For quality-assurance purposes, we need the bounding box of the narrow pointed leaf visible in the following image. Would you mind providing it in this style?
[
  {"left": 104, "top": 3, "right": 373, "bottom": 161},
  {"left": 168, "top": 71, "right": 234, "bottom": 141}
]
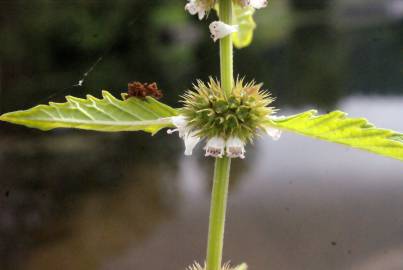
[
  {"left": 269, "top": 110, "right": 403, "bottom": 161},
  {"left": 0, "top": 91, "right": 178, "bottom": 134},
  {"left": 232, "top": 6, "right": 256, "bottom": 49}
]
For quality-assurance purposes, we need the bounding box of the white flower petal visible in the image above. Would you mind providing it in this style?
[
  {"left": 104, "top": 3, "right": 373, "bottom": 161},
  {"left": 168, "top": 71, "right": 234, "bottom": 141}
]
[
  {"left": 265, "top": 127, "right": 282, "bottom": 141},
  {"left": 184, "top": 132, "right": 201, "bottom": 156},
  {"left": 204, "top": 137, "right": 225, "bottom": 158},
  {"left": 185, "top": 0, "right": 207, "bottom": 20},
  {"left": 168, "top": 115, "right": 201, "bottom": 156},
  {"left": 270, "top": 115, "right": 286, "bottom": 121},
  {"left": 226, "top": 137, "right": 246, "bottom": 159},
  {"left": 198, "top": 10, "right": 206, "bottom": 20},
  {"left": 185, "top": 2, "right": 198, "bottom": 15},
  {"left": 170, "top": 115, "right": 188, "bottom": 137},
  {"left": 250, "top": 0, "right": 268, "bottom": 9},
  {"left": 171, "top": 115, "right": 187, "bottom": 127},
  {"left": 209, "top": 21, "right": 239, "bottom": 42}
]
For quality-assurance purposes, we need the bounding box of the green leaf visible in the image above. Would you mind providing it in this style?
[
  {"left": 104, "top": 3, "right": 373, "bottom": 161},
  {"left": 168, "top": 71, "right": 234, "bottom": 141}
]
[
  {"left": 0, "top": 91, "right": 178, "bottom": 134},
  {"left": 269, "top": 110, "right": 403, "bottom": 161},
  {"left": 232, "top": 6, "right": 256, "bottom": 49}
]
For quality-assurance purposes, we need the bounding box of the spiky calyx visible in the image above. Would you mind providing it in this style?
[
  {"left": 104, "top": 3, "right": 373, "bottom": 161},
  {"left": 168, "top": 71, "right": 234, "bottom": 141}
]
[
  {"left": 181, "top": 78, "right": 275, "bottom": 142},
  {"left": 187, "top": 262, "right": 247, "bottom": 270}
]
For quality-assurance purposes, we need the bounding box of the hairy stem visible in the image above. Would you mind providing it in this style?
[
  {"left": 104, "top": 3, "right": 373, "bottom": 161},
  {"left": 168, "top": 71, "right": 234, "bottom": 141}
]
[
  {"left": 206, "top": 157, "right": 231, "bottom": 270},
  {"left": 206, "top": 1, "right": 234, "bottom": 270}
]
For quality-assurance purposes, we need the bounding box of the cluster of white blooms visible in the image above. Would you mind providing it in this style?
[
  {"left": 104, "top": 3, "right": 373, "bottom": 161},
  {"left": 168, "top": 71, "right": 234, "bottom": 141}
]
[
  {"left": 168, "top": 116, "right": 281, "bottom": 159},
  {"left": 185, "top": 0, "right": 268, "bottom": 41},
  {"left": 204, "top": 136, "right": 246, "bottom": 159},
  {"left": 184, "top": 0, "right": 268, "bottom": 20},
  {"left": 185, "top": 0, "right": 209, "bottom": 20}
]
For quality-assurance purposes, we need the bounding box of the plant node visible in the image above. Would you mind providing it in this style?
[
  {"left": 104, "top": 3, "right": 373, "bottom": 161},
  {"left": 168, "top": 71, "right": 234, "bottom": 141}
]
[
  {"left": 181, "top": 77, "right": 276, "bottom": 142},
  {"left": 187, "top": 262, "right": 248, "bottom": 270}
]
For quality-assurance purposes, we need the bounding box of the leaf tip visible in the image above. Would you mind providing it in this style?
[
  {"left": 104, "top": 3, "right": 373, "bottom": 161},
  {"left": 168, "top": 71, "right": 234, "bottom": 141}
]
[
  {"left": 0, "top": 111, "right": 15, "bottom": 121},
  {"left": 0, "top": 114, "right": 7, "bottom": 122},
  {"left": 101, "top": 90, "right": 113, "bottom": 98}
]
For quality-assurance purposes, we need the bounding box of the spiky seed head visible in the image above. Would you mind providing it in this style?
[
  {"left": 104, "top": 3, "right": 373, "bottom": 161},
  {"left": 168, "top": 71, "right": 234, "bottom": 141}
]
[
  {"left": 186, "top": 262, "right": 248, "bottom": 270},
  {"left": 180, "top": 77, "right": 276, "bottom": 142}
]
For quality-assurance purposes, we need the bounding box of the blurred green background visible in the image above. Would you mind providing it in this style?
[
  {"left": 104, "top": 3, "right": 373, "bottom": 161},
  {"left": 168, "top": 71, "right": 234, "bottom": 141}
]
[{"left": 0, "top": 1, "right": 403, "bottom": 270}]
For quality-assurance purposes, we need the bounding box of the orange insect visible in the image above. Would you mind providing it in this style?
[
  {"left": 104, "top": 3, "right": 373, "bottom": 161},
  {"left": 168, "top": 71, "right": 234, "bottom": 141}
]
[{"left": 126, "top": 81, "right": 163, "bottom": 99}]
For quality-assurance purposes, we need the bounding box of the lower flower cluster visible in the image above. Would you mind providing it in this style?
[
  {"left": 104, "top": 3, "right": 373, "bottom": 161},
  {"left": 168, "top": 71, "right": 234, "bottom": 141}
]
[
  {"left": 168, "top": 116, "right": 248, "bottom": 159},
  {"left": 205, "top": 134, "right": 246, "bottom": 159},
  {"left": 167, "top": 78, "right": 282, "bottom": 159},
  {"left": 187, "top": 262, "right": 248, "bottom": 270}
]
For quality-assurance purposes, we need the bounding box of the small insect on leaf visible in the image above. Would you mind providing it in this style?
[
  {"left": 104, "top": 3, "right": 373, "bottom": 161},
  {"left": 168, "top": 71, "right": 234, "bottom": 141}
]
[{"left": 126, "top": 81, "right": 163, "bottom": 99}]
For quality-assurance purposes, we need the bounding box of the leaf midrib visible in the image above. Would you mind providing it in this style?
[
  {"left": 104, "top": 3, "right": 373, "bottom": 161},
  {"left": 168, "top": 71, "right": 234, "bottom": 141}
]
[{"left": 1, "top": 115, "right": 173, "bottom": 127}]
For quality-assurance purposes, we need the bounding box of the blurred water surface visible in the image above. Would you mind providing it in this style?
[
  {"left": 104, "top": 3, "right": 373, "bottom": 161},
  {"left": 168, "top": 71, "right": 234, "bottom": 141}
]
[{"left": 0, "top": 1, "right": 403, "bottom": 270}]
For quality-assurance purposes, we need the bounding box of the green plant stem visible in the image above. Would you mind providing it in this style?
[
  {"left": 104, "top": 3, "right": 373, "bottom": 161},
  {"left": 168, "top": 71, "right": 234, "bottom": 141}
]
[
  {"left": 206, "top": 157, "right": 231, "bottom": 270},
  {"left": 206, "top": 2, "right": 234, "bottom": 269},
  {"left": 219, "top": 0, "right": 233, "bottom": 97}
]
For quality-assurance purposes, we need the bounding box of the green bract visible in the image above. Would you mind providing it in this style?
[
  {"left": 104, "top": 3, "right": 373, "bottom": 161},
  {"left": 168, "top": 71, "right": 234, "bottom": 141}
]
[
  {"left": 181, "top": 78, "right": 275, "bottom": 141},
  {"left": 232, "top": 5, "right": 256, "bottom": 48}
]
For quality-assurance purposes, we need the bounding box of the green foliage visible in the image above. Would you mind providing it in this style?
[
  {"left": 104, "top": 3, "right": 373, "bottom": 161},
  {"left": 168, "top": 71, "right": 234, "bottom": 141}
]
[
  {"left": 232, "top": 5, "right": 256, "bottom": 49},
  {"left": 0, "top": 91, "right": 178, "bottom": 134},
  {"left": 269, "top": 110, "right": 403, "bottom": 161}
]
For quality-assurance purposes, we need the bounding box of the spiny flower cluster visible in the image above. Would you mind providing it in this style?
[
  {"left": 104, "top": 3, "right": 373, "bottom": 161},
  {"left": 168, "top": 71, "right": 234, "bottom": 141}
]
[
  {"left": 185, "top": 0, "right": 268, "bottom": 20},
  {"left": 181, "top": 78, "right": 274, "bottom": 142},
  {"left": 187, "top": 262, "right": 248, "bottom": 270},
  {"left": 168, "top": 78, "right": 281, "bottom": 159}
]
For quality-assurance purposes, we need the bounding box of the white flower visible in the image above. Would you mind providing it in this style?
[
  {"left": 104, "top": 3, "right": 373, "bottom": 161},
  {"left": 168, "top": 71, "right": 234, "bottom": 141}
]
[
  {"left": 182, "top": 131, "right": 201, "bottom": 155},
  {"left": 168, "top": 116, "right": 201, "bottom": 156},
  {"left": 186, "top": 262, "right": 248, "bottom": 270},
  {"left": 209, "top": 21, "right": 239, "bottom": 42},
  {"left": 249, "top": 0, "right": 268, "bottom": 9},
  {"left": 265, "top": 127, "right": 282, "bottom": 141},
  {"left": 226, "top": 137, "right": 246, "bottom": 159},
  {"left": 168, "top": 115, "right": 188, "bottom": 137},
  {"left": 185, "top": 0, "right": 207, "bottom": 20},
  {"left": 239, "top": 0, "right": 268, "bottom": 9},
  {"left": 187, "top": 262, "right": 248, "bottom": 270},
  {"left": 264, "top": 115, "right": 283, "bottom": 141},
  {"left": 204, "top": 136, "right": 226, "bottom": 158}
]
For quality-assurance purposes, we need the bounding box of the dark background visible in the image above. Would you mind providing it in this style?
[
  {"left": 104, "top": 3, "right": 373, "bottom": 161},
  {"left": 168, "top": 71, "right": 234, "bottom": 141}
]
[{"left": 0, "top": 0, "right": 403, "bottom": 269}]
